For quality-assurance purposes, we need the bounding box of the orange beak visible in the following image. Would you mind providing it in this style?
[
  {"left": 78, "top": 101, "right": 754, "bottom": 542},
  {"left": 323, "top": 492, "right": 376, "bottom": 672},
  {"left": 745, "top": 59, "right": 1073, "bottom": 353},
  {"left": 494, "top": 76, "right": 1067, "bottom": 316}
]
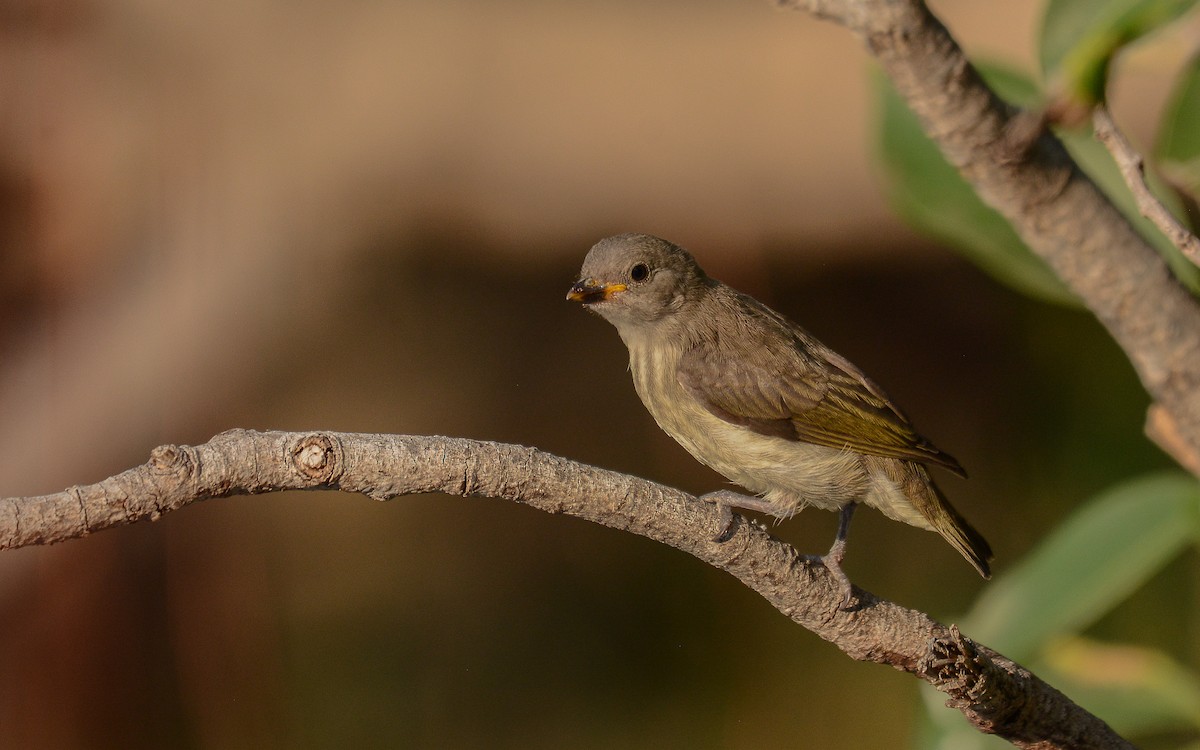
[{"left": 566, "top": 279, "right": 627, "bottom": 304}]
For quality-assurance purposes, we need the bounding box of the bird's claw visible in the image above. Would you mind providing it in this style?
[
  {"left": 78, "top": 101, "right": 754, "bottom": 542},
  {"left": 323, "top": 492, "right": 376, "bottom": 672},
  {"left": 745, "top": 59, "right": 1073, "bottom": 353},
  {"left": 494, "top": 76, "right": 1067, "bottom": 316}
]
[
  {"left": 821, "top": 536, "right": 856, "bottom": 610},
  {"left": 712, "top": 503, "right": 736, "bottom": 543},
  {"left": 699, "top": 489, "right": 758, "bottom": 543},
  {"left": 822, "top": 556, "right": 854, "bottom": 610}
]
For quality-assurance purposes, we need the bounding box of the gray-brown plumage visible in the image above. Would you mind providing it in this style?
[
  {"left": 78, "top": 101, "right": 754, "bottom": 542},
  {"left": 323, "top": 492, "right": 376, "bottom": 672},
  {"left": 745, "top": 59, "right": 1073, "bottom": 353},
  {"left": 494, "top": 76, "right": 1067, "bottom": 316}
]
[{"left": 567, "top": 233, "right": 991, "bottom": 604}]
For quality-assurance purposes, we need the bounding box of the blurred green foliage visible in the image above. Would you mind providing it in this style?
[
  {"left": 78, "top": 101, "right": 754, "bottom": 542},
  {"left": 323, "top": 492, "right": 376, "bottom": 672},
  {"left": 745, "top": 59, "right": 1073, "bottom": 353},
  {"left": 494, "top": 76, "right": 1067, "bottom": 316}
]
[
  {"left": 917, "top": 475, "right": 1200, "bottom": 749},
  {"left": 876, "top": 59, "right": 1200, "bottom": 302},
  {"left": 965, "top": 473, "right": 1199, "bottom": 662},
  {"left": 1039, "top": 0, "right": 1196, "bottom": 106},
  {"left": 876, "top": 66, "right": 1078, "bottom": 307},
  {"left": 875, "top": 1, "right": 1200, "bottom": 747}
]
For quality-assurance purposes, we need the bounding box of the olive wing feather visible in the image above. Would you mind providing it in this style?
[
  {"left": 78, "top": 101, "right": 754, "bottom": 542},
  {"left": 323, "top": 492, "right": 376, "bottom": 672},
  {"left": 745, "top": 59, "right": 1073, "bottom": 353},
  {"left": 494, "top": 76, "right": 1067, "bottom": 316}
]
[{"left": 676, "top": 306, "right": 965, "bottom": 477}]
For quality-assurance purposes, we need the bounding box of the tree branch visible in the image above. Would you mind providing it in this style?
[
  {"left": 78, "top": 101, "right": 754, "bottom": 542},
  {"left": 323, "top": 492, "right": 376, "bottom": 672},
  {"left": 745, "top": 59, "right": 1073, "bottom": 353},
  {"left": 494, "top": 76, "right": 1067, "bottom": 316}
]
[
  {"left": 1092, "top": 106, "right": 1200, "bottom": 269},
  {"left": 777, "top": 0, "right": 1200, "bottom": 477},
  {"left": 1, "top": 429, "right": 1131, "bottom": 749}
]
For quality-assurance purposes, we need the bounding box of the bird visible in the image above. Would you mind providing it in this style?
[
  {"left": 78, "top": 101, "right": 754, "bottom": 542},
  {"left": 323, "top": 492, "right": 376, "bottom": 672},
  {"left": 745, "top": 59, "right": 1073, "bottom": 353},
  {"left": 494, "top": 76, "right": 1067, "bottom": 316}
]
[{"left": 566, "top": 233, "right": 991, "bottom": 606}]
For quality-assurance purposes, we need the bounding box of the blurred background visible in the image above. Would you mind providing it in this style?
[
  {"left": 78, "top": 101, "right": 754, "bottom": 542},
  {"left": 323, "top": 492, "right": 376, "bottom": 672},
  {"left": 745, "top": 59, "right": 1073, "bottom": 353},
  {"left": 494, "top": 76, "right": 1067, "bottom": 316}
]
[{"left": 1, "top": 0, "right": 1196, "bottom": 747}]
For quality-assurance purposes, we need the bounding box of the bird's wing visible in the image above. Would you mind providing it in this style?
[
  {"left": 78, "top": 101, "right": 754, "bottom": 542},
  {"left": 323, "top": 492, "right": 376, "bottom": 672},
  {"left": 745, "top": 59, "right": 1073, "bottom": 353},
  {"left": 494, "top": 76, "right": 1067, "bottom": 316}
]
[{"left": 676, "top": 298, "right": 966, "bottom": 476}]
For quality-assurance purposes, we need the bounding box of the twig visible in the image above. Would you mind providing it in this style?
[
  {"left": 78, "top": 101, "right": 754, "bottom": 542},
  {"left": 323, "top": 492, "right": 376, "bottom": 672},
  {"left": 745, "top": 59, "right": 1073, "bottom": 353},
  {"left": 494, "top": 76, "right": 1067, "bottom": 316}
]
[
  {"left": 1093, "top": 107, "right": 1200, "bottom": 269},
  {"left": 1, "top": 429, "right": 1133, "bottom": 750}
]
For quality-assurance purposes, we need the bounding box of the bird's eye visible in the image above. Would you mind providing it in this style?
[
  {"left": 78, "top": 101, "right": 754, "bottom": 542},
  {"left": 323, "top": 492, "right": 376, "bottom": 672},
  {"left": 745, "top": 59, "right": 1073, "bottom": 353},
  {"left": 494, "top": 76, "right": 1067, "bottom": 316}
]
[{"left": 630, "top": 262, "right": 650, "bottom": 282}]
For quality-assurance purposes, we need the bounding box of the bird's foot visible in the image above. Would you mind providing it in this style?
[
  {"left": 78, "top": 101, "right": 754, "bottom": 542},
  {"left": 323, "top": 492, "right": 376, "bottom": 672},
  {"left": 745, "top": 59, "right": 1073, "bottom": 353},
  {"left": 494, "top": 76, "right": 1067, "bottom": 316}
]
[
  {"left": 698, "top": 490, "right": 777, "bottom": 543},
  {"left": 822, "top": 537, "right": 854, "bottom": 610}
]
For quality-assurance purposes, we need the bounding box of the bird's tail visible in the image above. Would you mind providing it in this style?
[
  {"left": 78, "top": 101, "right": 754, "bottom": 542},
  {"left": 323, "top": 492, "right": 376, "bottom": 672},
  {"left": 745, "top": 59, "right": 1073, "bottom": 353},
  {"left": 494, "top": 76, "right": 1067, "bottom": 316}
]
[
  {"left": 878, "top": 459, "right": 993, "bottom": 578},
  {"left": 930, "top": 484, "right": 993, "bottom": 579}
]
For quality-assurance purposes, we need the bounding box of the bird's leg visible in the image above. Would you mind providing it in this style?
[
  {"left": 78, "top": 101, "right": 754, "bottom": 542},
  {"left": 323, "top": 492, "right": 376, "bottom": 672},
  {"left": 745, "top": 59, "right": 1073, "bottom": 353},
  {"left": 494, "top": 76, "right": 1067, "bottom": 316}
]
[
  {"left": 702, "top": 491, "right": 859, "bottom": 609},
  {"left": 698, "top": 489, "right": 779, "bottom": 543},
  {"left": 824, "top": 501, "right": 857, "bottom": 609}
]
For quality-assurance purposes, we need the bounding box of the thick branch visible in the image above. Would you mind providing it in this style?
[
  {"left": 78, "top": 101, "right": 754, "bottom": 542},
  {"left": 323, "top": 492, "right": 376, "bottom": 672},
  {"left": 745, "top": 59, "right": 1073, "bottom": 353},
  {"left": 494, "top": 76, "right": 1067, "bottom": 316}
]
[
  {"left": 778, "top": 0, "right": 1200, "bottom": 474},
  {"left": 1, "top": 429, "right": 1130, "bottom": 750}
]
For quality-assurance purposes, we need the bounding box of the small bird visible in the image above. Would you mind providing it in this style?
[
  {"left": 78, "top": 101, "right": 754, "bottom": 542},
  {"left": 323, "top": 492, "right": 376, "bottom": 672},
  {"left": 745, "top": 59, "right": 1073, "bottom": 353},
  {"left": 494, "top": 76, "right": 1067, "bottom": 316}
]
[{"left": 567, "top": 233, "right": 991, "bottom": 605}]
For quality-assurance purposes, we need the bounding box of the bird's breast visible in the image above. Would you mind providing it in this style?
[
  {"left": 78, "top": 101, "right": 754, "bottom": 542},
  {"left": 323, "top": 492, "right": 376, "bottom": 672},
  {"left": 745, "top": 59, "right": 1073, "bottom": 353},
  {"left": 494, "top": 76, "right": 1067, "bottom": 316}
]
[{"left": 627, "top": 339, "right": 867, "bottom": 513}]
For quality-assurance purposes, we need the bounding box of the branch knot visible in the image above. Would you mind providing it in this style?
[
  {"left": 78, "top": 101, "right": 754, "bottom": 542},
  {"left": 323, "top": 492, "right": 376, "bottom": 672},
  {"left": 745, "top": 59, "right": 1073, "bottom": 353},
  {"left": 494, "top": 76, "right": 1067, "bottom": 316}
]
[
  {"left": 290, "top": 433, "right": 343, "bottom": 485},
  {"left": 149, "top": 443, "right": 196, "bottom": 479}
]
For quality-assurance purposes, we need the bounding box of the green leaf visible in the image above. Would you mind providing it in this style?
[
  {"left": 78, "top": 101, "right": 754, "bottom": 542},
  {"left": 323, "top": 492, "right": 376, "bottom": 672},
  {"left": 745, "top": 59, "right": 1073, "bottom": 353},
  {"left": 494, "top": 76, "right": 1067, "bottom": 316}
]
[
  {"left": 961, "top": 472, "right": 1200, "bottom": 662},
  {"left": 873, "top": 68, "right": 1080, "bottom": 307},
  {"left": 1157, "top": 51, "right": 1200, "bottom": 203},
  {"left": 1039, "top": 0, "right": 1198, "bottom": 106},
  {"left": 875, "top": 58, "right": 1200, "bottom": 305},
  {"left": 1039, "top": 637, "right": 1200, "bottom": 734}
]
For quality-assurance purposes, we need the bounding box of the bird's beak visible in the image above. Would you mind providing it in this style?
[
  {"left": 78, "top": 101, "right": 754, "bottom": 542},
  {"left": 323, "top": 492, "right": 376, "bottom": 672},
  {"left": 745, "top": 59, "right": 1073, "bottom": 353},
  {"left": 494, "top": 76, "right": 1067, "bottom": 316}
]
[{"left": 566, "top": 279, "right": 627, "bottom": 304}]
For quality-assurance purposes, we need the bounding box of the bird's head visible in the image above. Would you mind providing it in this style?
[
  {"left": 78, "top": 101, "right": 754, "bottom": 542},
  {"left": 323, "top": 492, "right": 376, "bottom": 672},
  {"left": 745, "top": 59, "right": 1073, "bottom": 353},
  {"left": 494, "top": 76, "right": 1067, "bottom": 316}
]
[{"left": 566, "top": 233, "right": 710, "bottom": 335}]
